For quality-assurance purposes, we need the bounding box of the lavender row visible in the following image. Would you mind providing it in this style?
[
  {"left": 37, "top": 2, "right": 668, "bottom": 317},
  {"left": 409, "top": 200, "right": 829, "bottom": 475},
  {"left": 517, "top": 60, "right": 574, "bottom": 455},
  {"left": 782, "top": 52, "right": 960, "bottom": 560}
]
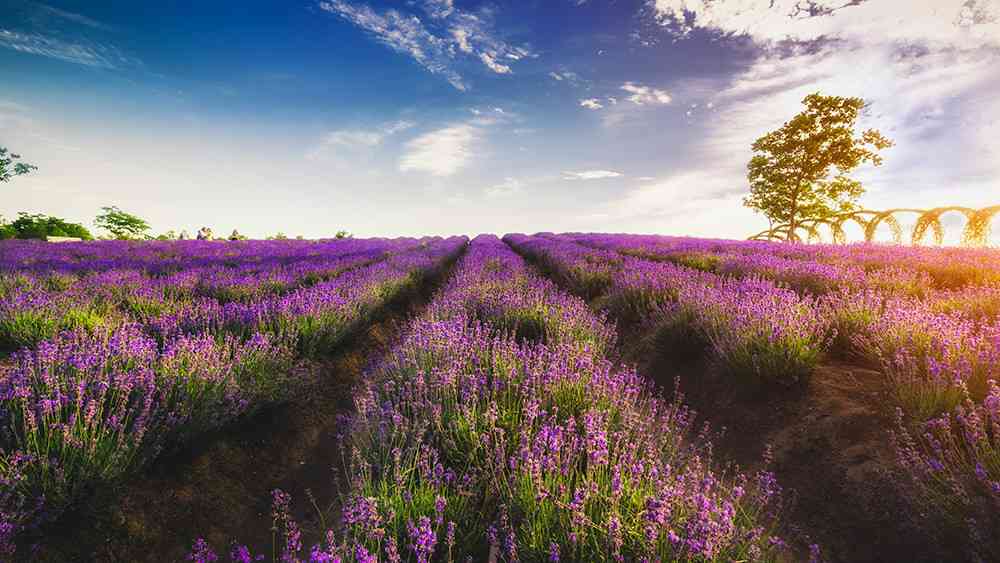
[
  {"left": 522, "top": 234, "right": 1000, "bottom": 415},
  {"left": 562, "top": 233, "right": 1000, "bottom": 290},
  {"left": 0, "top": 237, "right": 439, "bottom": 355},
  {"left": 0, "top": 237, "right": 414, "bottom": 275},
  {"left": 0, "top": 239, "right": 454, "bottom": 353},
  {"left": 579, "top": 234, "right": 1000, "bottom": 331},
  {"left": 505, "top": 234, "right": 830, "bottom": 386},
  {"left": 0, "top": 237, "right": 467, "bottom": 556},
  {"left": 193, "top": 235, "right": 793, "bottom": 562},
  {"left": 514, "top": 233, "right": 1000, "bottom": 560},
  {"left": 0, "top": 250, "right": 392, "bottom": 355}
]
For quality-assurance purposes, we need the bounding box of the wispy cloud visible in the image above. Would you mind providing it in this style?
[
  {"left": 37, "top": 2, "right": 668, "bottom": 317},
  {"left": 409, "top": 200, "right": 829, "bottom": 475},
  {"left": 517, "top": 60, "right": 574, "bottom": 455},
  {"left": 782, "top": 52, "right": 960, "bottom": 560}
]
[
  {"left": 307, "top": 120, "right": 415, "bottom": 161},
  {"left": 400, "top": 123, "right": 479, "bottom": 176},
  {"left": 422, "top": 0, "right": 455, "bottom": 20},
  {"left": 621, "top": 81, "right": 671, "bottom": 105},
  {"left": 549, "top": 70, "right": 580, "bottom": 82},
  {"left": 318, "top": 1, "right": 467, "bottom": 90},
  {"left": 651, "top": 0, "right": 1000, "bottom": 208},
  {"left": 485, "top": 177, "right": 522, "bottom": 197},
  {"left": 563, "top": 170, "right": 624, "bottom": 180},
  {"left": 578, "top": 83, "right": 670, "bottom": 114},
  {"left": 0, "top": 29, "right": 137, "bottom": 69},
  {"left": 581, "top": 171, "right": 750, "bottom": 238},
  {"left": 319, "top": 0, "right": 532, "bottom": 91},
  {"left": 479, "top": 52, "right": 512, "bottom": 74},
  {"left": 36, "top": 4, "right": 114, "bottom": 31},
  {"left": 599, "top": 0, "right": 1000, "bottom": 234},
  {"left": 650, "top": 0, "right": 1000, "bottom": 49}
]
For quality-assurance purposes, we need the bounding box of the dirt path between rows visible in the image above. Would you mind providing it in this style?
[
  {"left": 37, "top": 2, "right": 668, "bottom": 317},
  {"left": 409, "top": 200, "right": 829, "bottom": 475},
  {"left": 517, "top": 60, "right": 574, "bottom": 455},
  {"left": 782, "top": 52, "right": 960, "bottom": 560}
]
[
  {"left": 625, "top": 333, "right": 961, "bottom": 563},
  {"left": 505, "top": 242, "right": 963, "bottom": 562},
  {"left": 35, "top": 262, "right": 457, "bottom": 562}
]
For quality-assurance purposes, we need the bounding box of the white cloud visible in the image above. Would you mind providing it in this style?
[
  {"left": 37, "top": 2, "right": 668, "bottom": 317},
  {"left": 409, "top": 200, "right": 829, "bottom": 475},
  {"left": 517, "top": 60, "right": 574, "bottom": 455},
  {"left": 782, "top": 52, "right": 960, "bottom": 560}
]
[
  {"left": 563, "top": 170, "right": 624, "bottom": 180},
  {"left": 319, "top": 1, "right": 467, "bottom": 90},
  {"left": 580, "top": 98, "right": 604, "bottom": 110},
  {"left": 451, "top": 27, "right": 473, "bottom": 53},
  {"left": 479, "top": 52, "right": 512, "bottom": 74},
  {"left": 621, "top": 81, "right": 672, "bottom": 105},
  {"left": 485, "top": 177, "right": 522, "bottom": 197},
  {"left": 606, "top": 171, "right": 741, "bottom": 218},
  {"left": 582, "top": 171, "right": 751, "bottom": 238},
  {"left": 320, "top": 0, "right": 531, "bottom": 90},
  {"left": 400, "top": 124, "right": 478, "bottom": 176},
  {"left": 549, "top": 70, "right": 580, "bottom": 82},
  {"left": 651, "top": 0, "right": 1000, "bottom": 49},
  {"left": 0, "top": 29, "right": 137, "bottom": 69},
  {"left": 422, "top": 0, "right": 454, "bottom": 19},
  {"left": 36, "top": 5, "right": 113, "bottom": 31},
  {"left": 636, "top": 0, "right": 1000, "bottom": 229},
  {"left": 307, "top": 120, "right": 415, "bottom": 160}
]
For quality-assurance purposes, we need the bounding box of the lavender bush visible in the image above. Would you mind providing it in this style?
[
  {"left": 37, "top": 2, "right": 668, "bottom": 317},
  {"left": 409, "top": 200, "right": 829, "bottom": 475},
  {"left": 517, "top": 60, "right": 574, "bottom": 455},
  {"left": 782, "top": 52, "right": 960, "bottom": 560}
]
[
  {"left": 194, "top": 235, "right": 791, "bottom": 562},
  {"left": 505, "top": 234, "right": 831, "bottom": 384},
  {"left": 0, "top": 236, "right": 467, "bottom": 554}
]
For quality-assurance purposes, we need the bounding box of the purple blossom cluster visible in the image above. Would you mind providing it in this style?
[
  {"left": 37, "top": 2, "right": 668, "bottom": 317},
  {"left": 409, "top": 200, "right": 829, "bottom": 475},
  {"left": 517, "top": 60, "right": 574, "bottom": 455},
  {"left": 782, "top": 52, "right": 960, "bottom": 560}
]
[
  {"left": 505, "top": 234, "right": 831, "bottom": 384},
  {"left": 196, "top": 235, "right": 790, "bottom": 561},
  {"left": 510, "top": 232, "right": 1000, "bottom": 558},
  {"left": 563, "top": 232, "right": 1000, "bottom": 289},
  {"left": 0, "top": 236, "right": 467, "bottom": 555},
  {"left": 0, "top": 239, "right": 416, "bottom": 352},
  {"left": 891, "top": 384, "right": 1000, "bottom": 561}
]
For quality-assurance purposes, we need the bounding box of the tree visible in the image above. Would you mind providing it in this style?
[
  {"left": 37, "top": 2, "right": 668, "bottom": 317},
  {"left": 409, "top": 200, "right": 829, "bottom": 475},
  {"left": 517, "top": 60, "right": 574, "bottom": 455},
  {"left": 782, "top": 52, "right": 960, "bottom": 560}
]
[
  {"left": 335, "top": 230, "right": 352, "bottom": 239},
  {"left": 0, "top": 212, "right": 92, "bottom": 240},
  {"left": 0, "top": 147, "right": 37, "bottom": 184},
  {"left": 94, "top": 206, "right": 151, "bottom": 240},
  {"left": 743, "top": 93, "right": 893, "bottom": 241}
]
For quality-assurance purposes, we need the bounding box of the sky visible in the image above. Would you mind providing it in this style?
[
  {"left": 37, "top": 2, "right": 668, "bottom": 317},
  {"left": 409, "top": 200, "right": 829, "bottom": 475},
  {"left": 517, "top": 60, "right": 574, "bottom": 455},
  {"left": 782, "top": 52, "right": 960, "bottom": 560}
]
[{"left": 1, "top": 0, "right": 999, "bottom": 239}]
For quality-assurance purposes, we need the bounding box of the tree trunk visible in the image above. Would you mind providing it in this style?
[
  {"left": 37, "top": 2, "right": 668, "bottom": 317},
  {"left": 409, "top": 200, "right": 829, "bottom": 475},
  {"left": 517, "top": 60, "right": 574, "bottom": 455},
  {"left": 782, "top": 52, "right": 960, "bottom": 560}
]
[{"left": 788, "top": 196, "right": 799, "bottom": 242}]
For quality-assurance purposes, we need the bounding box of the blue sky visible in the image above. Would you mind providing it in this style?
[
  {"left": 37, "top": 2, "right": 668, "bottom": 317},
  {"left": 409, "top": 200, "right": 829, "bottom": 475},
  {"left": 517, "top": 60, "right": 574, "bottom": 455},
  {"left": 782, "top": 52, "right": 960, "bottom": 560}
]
[{"left": 2, "top": 0, "right": 998, "bottom": 239}]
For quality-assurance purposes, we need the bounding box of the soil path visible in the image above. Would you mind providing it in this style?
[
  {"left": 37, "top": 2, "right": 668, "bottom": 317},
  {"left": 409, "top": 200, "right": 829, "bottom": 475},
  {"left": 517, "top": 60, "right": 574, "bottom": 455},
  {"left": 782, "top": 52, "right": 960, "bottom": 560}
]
[
  {"left": 36, "top": 261, "right": 457, "bottom": 562},
  {"left": 506, "top": 242, "right": 961, "bottom": 563},
  {"left": 628, "top": 334, "right": 955, "bottom": 563}
]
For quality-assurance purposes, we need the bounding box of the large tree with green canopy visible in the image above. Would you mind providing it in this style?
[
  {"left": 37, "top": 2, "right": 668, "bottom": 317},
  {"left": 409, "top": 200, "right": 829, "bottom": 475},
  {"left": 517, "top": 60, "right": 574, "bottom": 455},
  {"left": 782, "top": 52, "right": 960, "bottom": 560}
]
[{"left": 743, "top": 93, "right": 894, "bottom": 241}]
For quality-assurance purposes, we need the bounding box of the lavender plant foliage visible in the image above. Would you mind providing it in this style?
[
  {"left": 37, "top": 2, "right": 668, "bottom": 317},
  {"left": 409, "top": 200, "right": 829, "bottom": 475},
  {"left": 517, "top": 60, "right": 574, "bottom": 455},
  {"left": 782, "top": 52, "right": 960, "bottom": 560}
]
[
  {"left": 0, "top": 236, "right": 467, "bottom": 554},
  {"left": 198, "top": 235, "right": 791, "bottom": 562},
  {"left": 504, "top": 234, "right": 831, "bottom": 385}
]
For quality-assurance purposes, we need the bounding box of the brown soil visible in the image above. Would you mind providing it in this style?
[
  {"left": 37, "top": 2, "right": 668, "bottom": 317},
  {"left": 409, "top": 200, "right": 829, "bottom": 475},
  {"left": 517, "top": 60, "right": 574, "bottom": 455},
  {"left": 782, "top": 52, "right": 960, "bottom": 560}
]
[
  {"left": 625, "top": 331, "right": 960, "bottom": 563},
  {"left": 34, "top": 265, "right": 454, "bottom": 562},
  {"left": 506, "top": 241, "right": 964, "bottom": 562}
]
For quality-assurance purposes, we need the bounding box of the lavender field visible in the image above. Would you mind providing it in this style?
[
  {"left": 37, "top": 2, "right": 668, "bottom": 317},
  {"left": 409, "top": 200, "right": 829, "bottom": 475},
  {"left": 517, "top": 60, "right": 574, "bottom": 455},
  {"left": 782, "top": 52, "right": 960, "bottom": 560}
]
[{"left": 2, "top": 234, "right": 999, "bottom": 562}]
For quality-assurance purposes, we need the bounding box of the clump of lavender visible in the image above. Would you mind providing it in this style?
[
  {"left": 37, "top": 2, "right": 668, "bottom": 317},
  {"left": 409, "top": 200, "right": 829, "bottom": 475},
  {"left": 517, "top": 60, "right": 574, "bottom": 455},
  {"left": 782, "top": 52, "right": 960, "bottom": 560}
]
[
  {"left": 891, "top": 380, "right": 1000, "bottom": 561},
  {"left": 190, "top": 235, "right": 791, "bottom": 561},
  {"left": 332, "top": 236, "right": 791, "bottom": 561},
  {"left": 506, "top": 234, "right": 831, "bottom": 385},
  {"left": 0, "top": 236, "right": 468, "bottom": 554},
  {"left": 848, "top": 294, "right": 1000, "bottom": 420}
]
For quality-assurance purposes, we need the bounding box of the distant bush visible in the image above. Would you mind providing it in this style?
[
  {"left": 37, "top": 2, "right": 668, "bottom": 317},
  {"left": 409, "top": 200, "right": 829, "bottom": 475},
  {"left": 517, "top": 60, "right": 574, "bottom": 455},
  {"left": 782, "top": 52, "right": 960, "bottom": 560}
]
[
  {"left": 0, "top": 212, "right": 93, "bottom": 240},
  {"left": 94, "top": 206, "right": 151, "bottom": 240}
]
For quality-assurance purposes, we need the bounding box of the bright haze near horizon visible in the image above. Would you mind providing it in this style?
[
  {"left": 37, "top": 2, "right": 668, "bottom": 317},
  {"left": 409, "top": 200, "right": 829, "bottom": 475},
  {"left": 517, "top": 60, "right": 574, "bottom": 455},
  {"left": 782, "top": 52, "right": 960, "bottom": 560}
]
[{"left": 2, "top": 0, "right": 998, "bottom": 239}]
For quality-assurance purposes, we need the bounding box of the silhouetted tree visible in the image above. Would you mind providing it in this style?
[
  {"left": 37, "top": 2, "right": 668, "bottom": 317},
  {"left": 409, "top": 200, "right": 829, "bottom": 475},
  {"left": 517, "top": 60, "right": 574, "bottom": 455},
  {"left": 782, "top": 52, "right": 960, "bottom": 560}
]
[{"left": 744, "top": 93, "right": 893, "bottom": 241}]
